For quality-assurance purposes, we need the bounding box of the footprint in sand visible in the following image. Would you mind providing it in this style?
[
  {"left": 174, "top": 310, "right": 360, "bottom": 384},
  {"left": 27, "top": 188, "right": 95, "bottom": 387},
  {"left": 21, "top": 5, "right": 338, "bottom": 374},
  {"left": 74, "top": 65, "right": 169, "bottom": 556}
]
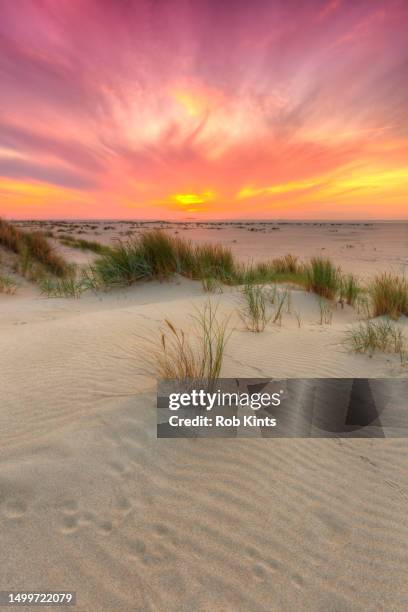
[
  {"left": 115, "top": 495, "right": 133, "bottom": 517},
  {"left": 3, "top": 499, "right": 27, "bottom": 520},
  {"left": 58, "top": 499, "right": 81, "bottom": 534},
  {"left": 60, "top": 499, "right": 78, "bottom": 514},
  {"left": 96, "top": 519, "right": 114, "bottom": 535},
  {"left": 61, "top": 514, "right": 80, "bottom": 534}
]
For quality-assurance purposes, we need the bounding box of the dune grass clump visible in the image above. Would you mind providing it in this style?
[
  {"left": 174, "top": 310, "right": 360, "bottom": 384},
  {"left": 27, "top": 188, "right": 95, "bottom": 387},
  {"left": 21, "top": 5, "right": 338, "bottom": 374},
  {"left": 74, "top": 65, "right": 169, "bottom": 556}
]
[
  {"left": 369, "top": 273, "right": 408, "bottom": 320},
  {"left": 271, "top": 254, "right": 300, "bottom": 275},
  {"left": 40, "top": 276, "right": 84, "bottom": 299},
  {"left": 173, "top": 237, "right": 197, "bottom": 276},
  {"left": 59, "top": 235, "right": 112, "bottom": 255},
  {"left": 305, "top": 257, "right": 340, "bottom": 300},
  {"left": 193, "top": 243, "right": 236, "bottom": 282},
  {"left": 346, "top": 319, "right": 406, "bottom": 360},
  {"left": 240, "top": 283, "right": 271, "bottom": 332},
  {"left": 149, "top": 301, "right": 230, "bottom": 385},
  {"left": 91, "top": 231, "right": 238, "bottom": 288},
  {"left": 0, "top": 218, "right": 68, "bottom": 278},
  {"left": 0, "top": 273, "right": 18, "bottom": 294},
  {"left": 90, "top": 239, "right": 153, "bottom": 286},
  {"left": 23, "top": 231, "right": 68, "bottom": 277},
  {"left": 0, "top": 218, "right": 21, "bottom": 253},
  {"left": 235, "top": 254, "right": 308, "bottom": 287},
  {"left": 139, "top": 231, "right": 178, "bottom": 278},
  {"left": 201, "top": 275, "right": 223, "bottom": 293}
]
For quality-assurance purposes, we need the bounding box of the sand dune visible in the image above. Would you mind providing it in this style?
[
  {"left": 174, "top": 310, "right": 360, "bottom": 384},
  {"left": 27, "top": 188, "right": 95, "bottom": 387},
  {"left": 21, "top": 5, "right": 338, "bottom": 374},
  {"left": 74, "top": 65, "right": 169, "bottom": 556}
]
[{"left": 1, "top": 275, "right": 407, "bottom": 610}]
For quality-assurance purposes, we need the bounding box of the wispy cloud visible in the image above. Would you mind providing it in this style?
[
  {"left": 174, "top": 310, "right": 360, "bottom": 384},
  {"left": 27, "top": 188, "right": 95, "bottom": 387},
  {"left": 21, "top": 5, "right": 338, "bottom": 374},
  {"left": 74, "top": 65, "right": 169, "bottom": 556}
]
[{"left": 0, "top": 0, "right": 407, "bottom": 219}]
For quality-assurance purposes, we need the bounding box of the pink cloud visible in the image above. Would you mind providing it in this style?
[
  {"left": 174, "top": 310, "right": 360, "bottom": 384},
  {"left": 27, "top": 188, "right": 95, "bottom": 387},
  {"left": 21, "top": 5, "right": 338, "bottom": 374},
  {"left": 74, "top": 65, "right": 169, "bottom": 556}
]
[{"left": 0, "top": 0, "right": 407, "bottom": 219}]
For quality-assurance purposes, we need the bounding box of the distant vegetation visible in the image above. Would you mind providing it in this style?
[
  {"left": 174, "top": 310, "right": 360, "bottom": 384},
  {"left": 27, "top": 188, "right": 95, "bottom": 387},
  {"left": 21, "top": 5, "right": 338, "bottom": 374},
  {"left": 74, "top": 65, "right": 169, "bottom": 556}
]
[
  {"left": 1, "top": 221, "right": 407, "bottom": 331},
  {"left": 88, "top": 230, "right": 365, "bottom": 300},
  {"left": 59, "top": 234, "right": 112, "bottom": 256}
]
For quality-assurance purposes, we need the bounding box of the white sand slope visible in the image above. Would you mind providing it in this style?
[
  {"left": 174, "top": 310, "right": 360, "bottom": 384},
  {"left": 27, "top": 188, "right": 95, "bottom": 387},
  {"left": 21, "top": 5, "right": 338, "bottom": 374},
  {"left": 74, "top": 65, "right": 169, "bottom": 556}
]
[{"left": 1, "top": 280, "right": 408, "bottom": 611}]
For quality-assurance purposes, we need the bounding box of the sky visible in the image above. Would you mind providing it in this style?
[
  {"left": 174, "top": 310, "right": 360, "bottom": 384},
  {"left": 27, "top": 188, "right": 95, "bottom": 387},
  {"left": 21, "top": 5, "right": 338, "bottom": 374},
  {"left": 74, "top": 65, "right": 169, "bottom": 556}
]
[{"left": 0, "top": 0, "right": 407, "bottom": 220}]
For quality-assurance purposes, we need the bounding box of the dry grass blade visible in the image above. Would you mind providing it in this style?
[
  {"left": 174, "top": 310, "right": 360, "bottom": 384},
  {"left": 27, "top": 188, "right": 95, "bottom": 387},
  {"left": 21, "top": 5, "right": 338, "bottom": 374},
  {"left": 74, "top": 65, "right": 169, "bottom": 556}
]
[{"left": 145, "top": 301, "right": 230, "bottom": 387}]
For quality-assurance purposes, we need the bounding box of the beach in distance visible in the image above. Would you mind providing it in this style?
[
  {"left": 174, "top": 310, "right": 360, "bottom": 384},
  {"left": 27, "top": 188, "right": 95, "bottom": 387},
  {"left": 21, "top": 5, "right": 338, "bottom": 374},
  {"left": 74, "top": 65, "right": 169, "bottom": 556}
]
[
  {"left": 0, "top": 218, "right": 407, "bottom": 610},
  {"left": 12, "top": 218, "right": 408, "bottom": 276}
]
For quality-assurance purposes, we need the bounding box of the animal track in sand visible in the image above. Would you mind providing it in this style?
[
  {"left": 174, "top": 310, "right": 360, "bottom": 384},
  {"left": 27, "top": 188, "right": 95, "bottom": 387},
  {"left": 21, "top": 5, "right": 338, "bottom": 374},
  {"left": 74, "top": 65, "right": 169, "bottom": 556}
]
[
  {"left": 3, "top": 499, "right": 27, "bottom": 520},
  {"left": 61, "top": 514, "right": 80, "bottom": 534},
  {"left": 252, "top": 562, "right": 268, "bottom": 580},
  {"left": 97, "top": 519, "right": 114, "bottom": 535},
  {"left": 153, "top": 523, "right": 171, "bottom": 537},
  {"left": 59, "top": 498, "right": 79, "bottom": 514},
  {"left": 115, "top": 495, "right": 133, "bottom": 517}
]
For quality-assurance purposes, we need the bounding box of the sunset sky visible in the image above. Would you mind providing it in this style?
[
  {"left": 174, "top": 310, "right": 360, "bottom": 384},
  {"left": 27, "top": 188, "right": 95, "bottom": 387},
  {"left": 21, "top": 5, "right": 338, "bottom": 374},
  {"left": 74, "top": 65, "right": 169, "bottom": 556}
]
[{"left": 0, "top": 0, "right": 407, "bottom": 220}]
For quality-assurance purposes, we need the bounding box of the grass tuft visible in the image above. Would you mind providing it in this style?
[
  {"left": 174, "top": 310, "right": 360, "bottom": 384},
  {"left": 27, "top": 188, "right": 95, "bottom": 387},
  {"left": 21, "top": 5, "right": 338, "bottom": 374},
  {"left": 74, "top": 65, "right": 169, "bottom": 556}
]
[
  {"left": 39, "top": 277, "right": 84, "bottom": 298},
  {"left": 0, "top": 218, "right": 68, "bottom": 277},
  {"left": 90, "top": 239, "right": 152, "bottom": 286},
  {"left": 339, "top": 273, "right": 360, "bottom": 307},
  {"left": 345, "top": 319, "right": 406, "bottom": 359},
  {"left": 148, "top": 301, "right": 230, "bottom": 385},
  {"left": 59, "top": 235, "right": 112, "bottom": 255},
  {"left": 0, "top": 273, "right": 18, "bottom": 294},
  {"left": 305, "top": 257, "right": 340, "bottom": 300},
  {"left": 240, "top": 283, "right": 270, "bottom": 332},
  {"left": 271, "top": 253, "right": 300, "bottom": 275},
  {"left": 369, "top": 273, "right": 408, "bottom": 319}
]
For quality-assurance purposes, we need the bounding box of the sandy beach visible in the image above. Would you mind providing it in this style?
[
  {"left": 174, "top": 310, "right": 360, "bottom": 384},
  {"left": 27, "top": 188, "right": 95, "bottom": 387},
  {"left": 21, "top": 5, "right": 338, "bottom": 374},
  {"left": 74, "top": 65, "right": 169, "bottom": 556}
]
[
  {"left": 2, "top": 0, "right": 408, "bottom": 607},
  {"left": 0, "top": 222, "right": 407, "bottom": 611}
]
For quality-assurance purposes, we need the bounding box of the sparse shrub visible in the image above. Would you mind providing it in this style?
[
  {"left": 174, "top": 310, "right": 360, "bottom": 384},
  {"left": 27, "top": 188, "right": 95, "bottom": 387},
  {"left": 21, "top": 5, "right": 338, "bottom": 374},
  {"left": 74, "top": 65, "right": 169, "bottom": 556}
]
[{"left": 369, "top": 273, "right": 408, "bottom": 319}]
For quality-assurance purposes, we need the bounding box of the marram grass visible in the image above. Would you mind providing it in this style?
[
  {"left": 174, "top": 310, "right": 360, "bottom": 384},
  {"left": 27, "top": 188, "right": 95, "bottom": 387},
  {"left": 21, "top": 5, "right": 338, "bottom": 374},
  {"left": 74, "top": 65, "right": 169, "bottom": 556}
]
[
  {"left": 146, "top": 301, "right": 230, "bottom": 385},
  {"left": 369, "top": 273, "right": 408, "bottom": 320},
  {"left": 0, "top": 218, "right": 69, "bottom": 278}
]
